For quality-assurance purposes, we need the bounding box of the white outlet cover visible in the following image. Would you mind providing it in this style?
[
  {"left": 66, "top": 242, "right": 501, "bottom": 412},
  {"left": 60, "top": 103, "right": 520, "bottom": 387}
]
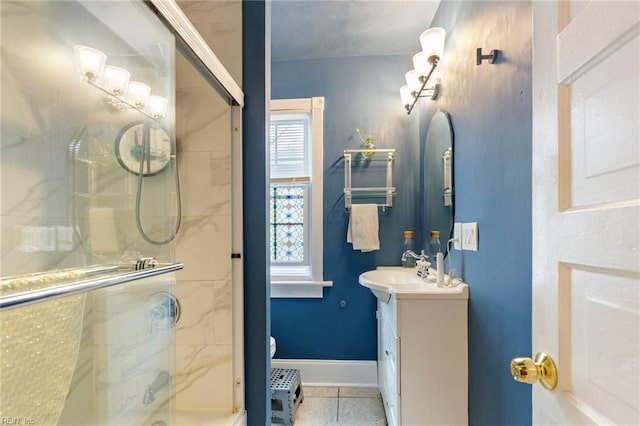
[
  {"left": 453, "top": 223, "right": 462, "bottom": 250},
  {"left": 462, "top": 222, "right": 479, "bottom": 251}
]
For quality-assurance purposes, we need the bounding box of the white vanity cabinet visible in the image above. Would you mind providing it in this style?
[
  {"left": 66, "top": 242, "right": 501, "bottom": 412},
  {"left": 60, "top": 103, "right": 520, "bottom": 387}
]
[{"left": 377, "top": 285, "right": 469, "bottom": 426}]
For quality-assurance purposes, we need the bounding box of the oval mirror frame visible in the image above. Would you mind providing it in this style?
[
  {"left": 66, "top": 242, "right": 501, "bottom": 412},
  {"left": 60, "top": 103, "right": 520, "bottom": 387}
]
[
  {"left": 115, "top": 121, "right": 172, "bottom": 176},
  {"left": 423, "top": 110, "right": 454, "bottom": 253}
]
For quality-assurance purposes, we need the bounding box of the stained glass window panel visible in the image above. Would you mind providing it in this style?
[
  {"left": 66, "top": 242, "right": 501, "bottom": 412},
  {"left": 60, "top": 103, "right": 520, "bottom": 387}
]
[
  {"left": 270, "top": 186, "right": 305, "bottom": 262},
  {"left": 273, "top": 224, "right": 304, "bottom": 262}
]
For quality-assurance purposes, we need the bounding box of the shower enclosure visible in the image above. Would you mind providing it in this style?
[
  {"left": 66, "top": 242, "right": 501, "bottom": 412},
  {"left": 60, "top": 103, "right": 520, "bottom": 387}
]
[{"left": 0, "top": 1, "right": 244, "bottom": 424}]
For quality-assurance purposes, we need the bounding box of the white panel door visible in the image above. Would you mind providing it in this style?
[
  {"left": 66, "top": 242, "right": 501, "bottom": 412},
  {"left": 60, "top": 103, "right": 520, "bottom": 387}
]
[{"left": 532, "top": 1, "right": 639, "bottom": 424}]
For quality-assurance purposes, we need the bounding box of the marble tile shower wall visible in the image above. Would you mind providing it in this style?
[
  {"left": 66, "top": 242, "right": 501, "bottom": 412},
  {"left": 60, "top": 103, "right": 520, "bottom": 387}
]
[
  {"left": 172, "top": 53, "right": 234, "bottom": 412},
  {"left": 177, "top": 0, "right": 243, "bottom": 84},
  {"left": 171, "top": 0, "right": 241, "bottom": 414},
  {"left": 56, "top": 278, "right": 176, "bottom": 424},
  {"left": 90, "top": 278, "right": 176, "bottom": 421}
]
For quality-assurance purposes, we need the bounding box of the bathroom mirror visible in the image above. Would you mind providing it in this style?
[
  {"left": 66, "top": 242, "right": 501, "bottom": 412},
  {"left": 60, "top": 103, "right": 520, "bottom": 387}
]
[
  {"left": 115, "top": 121, "right": 172, "bottom": 176},
  {"left": 423, "top": 110, "right": 454, "bottom": 250}
]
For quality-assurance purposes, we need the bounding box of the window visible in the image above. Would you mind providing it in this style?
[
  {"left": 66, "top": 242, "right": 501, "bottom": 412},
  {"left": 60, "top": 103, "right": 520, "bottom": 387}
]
[{"left": 269, "top": 97, "right": 332, "bottom": 297}]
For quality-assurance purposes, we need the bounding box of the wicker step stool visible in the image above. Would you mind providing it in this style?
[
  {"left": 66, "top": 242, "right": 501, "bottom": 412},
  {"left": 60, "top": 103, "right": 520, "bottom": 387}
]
[{"left": 270, "top": 368, "right": 304, "bottom": 425}]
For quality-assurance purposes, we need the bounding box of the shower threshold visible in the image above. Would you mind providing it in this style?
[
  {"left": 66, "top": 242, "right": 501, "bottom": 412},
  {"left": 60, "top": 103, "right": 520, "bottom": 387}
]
[{"left": 144, "top": 409, "right": 246, "bottom": 426}]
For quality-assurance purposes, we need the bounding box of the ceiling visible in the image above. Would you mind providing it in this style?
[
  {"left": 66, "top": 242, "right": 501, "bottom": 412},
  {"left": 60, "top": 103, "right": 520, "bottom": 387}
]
[{"left": 271, "top": 0, "right": 441, "bottom": 62}]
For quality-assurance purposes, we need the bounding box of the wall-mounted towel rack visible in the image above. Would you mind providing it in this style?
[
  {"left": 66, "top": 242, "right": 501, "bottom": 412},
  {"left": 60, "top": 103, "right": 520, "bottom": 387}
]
[{"left": 344, "top": 148, "right": 397, "bottom": 210}]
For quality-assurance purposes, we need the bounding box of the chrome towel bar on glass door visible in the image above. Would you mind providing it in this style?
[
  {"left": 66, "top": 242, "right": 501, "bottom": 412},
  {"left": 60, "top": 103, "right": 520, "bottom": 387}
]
[{"left": 0, "top": 262, "right": 184, "bottom": 311}]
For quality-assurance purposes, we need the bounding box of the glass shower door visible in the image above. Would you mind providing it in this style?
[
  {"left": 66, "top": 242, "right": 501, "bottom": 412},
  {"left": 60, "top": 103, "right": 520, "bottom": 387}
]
[{"left": 1, "top": 1, "right": 178, "bottom": 424}]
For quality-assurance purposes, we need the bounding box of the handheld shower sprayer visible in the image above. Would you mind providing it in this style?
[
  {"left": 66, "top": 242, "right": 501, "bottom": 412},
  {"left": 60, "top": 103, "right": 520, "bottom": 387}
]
[{"left": 114, "top": 120, "right": 182, "bottom": 246}]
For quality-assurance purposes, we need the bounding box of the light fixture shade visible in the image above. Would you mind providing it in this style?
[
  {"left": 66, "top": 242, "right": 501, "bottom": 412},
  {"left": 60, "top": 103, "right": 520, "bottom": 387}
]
[
  {"left": 73, "top": 45, "right": 106, "bottom": 80},
  {"left": 400, "top": 85, "right": 413, "bottom": 108},
  {"left": 419, "top": 27, "right": 446, "bottom": 63},
  {"left": 405, "top": 70, "right": 421, "bottom": 93},
  {"left": 104, "top": 66, "right": 130, "bottom": 95},
  {"left": 128, "top": 81, "right": 151, "bottom": 107},
  {"left": 412, "top": 52, "right": 431, "bottom": 77},
  {"left": 148, "top": 95, "right": 169, "bottom": 118}
]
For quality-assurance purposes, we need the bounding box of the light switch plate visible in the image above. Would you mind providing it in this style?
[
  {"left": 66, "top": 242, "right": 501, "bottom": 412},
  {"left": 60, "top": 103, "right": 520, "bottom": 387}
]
[
  {"left": 453, "top": 223, "right": 462, "bottom": 250},
  {"left": 462, "top": 222, "right": 479, "bottom": 251}
]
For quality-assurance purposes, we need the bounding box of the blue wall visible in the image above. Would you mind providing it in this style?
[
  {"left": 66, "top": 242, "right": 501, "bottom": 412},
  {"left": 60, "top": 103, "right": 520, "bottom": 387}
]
[
  {"left": 421, "top": 1, "right": 533, "bottom": 425},
  {"left": 269, "top": 1, "right": 533, "bottom": 424},
  {"left": 271, "top": 55, "right": 420, "bottom": 360},
  {"left": 242, "top": 1, "right": 270, "bottom": 423}
]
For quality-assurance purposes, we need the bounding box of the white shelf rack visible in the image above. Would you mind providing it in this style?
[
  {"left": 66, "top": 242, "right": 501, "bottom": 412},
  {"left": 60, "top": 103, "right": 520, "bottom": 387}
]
[{"left": 343, "top": 148, "right": 397, "bottom": 210}]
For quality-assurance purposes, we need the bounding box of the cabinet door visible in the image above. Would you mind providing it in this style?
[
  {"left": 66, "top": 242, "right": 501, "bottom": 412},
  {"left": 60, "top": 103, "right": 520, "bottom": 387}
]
[
  {"left": 377, "top": 307, "right": 385, "bottom": 396},
  {"left": 380, "top": 306, "right": 400, "bottom": 426}
]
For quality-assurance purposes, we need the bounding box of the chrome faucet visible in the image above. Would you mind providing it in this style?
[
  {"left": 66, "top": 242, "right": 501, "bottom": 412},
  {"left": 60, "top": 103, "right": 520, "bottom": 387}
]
[
  {"left": 401, "top": 250, "right": 430, "bottom": 279},
  {"left": 400, "top": 249, "right": 427, "bottom": 263},
  {"left": 143, "top": 371, "right": 171, "bottom": 405}
]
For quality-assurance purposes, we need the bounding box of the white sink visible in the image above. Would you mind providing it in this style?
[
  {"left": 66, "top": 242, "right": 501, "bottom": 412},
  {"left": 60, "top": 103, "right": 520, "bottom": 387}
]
[
  {"left": 359, "top": 269, "right": 422, "bottom": 303},
  {"left": 359, "top": 269, "right": 423, "bottom": 285},
  {"left": 358, "top": 267, "right": 468, "bottom": 303}
]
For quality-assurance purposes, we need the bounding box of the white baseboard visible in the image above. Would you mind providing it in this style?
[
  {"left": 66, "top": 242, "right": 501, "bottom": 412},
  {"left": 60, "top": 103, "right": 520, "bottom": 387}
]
[{"left": 271, "top": 359, "right": 378, "bottom": 387}]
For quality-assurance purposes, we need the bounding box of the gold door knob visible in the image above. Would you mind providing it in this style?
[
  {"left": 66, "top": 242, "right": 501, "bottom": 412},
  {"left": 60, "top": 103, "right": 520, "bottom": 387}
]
[{"left": 510, "top": 352, "right": 557, "bottom": 390}]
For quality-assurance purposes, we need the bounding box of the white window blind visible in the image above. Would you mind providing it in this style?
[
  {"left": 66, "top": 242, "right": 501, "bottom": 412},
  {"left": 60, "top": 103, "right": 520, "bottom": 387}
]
[{"left": 270, "top": 114, "right": 310, "bottom": 181}]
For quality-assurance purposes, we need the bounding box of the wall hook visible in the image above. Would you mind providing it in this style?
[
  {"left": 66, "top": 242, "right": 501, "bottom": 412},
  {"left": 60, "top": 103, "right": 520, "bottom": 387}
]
[{"left": 476, "top": 47, "right": 499, "bottom": 65}]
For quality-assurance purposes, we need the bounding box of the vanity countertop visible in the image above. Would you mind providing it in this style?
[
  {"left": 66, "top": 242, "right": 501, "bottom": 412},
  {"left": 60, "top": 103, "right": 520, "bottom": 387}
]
[{"left": 358, "top": 266, "right": 469, "bottom": 302}]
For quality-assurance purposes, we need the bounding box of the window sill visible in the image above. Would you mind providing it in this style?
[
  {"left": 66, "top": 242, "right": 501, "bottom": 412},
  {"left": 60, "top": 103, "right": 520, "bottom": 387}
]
[{"left": 270, "top": 280, "right": 333, "bottom": 298}]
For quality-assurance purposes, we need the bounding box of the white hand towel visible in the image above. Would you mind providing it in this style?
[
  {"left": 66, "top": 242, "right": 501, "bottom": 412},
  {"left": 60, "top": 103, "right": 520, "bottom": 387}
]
[{"left": 347, "top": 204, "right": 379, "bottom": 252}]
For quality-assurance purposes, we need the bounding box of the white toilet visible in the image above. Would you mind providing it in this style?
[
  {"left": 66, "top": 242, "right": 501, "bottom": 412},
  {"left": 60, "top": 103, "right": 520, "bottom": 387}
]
[{"left": 270, "top": 336, "right": 276, "bottom": 358}]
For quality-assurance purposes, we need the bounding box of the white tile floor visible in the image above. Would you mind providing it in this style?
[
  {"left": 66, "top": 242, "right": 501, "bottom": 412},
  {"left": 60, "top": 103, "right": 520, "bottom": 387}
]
[{"left": 273, "top": 386, "right": 387, "bottom": 426}]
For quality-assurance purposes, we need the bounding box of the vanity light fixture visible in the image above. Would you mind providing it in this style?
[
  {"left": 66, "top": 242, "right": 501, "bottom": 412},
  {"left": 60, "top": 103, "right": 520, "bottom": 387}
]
[
  {"left": 148, "top": 95, "right": 169, "bottom": 119},
  {"left": 127, "top": 81, "right": 151, "bottom": 108},
  {"left": 401, "top": 27, "right": 446, "bottom": 114},
  {"left": 400, "top": 78, "right": 441, "bottom": 109},
  {"left": 405, "top": 70, "right": 422, "bottom": 95},
  {"left": 73, "top": 45, "right": 168, "bottom": 122},
  {"left": 104, "top": 66, "right": 130, "bottom": 95},
  {"left": 74, "top": 45, "right": 107, "bottom": 81},
  {"left": 424, "top": 78, "right": 441, "bottom": 100},
  {"left": 476, "top": 47, "right": 500, "bottom": 65},
  {"left": 400, "top": 85, "right": 414, "bottom": 109}
]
